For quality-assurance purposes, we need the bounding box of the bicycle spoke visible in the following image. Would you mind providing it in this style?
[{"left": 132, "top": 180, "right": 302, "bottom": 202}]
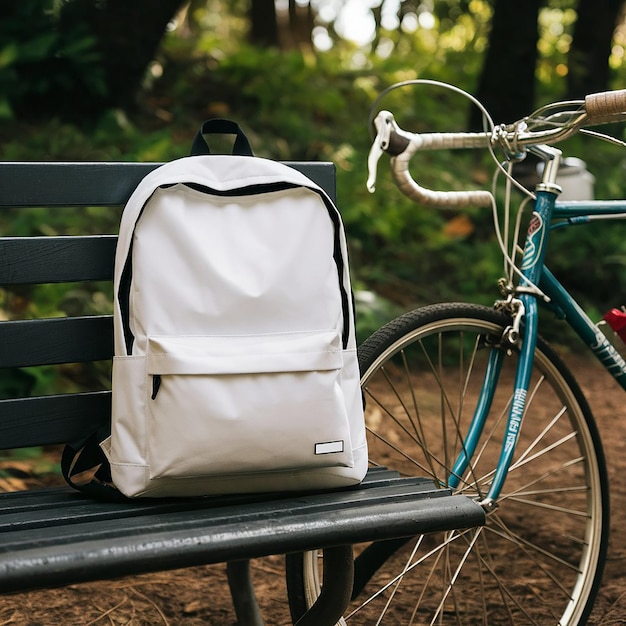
[
  {"left": 374, "top": 535, "right": 424, "bottom": 626},
  {"left": 345, "top": 528, "right": 476, "bottom": 619},
  {"left": 429, "top": 528, "right": 482, "bottom": 625},
  {"left": 419, "top": 333, "right": 482, "bottom": 463},
  {"left": 486, "top": 513, "right": 582, "bottom": 577},
  {"left": 364, "top": 384, "right": 455, "bottom": 481},
  {"left": 472, "top": 530, "right": 533, "bottom": 624},
  {"left": 400, "top": 347, "right": 442, "bottom": 480}
]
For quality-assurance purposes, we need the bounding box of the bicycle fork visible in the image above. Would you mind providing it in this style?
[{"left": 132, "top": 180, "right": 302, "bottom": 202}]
[{"left": 447, "top": 296, "right": 535, "bottom": 511}]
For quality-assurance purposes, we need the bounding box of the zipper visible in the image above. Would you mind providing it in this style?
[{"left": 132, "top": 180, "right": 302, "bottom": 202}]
[{"left": 151, "top": 374, "right": 162, "bottom": 400}]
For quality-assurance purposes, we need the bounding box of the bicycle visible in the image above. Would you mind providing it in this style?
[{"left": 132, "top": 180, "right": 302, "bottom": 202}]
[{"left": 285, "top": 80, "right": 626, "bottom": 624}]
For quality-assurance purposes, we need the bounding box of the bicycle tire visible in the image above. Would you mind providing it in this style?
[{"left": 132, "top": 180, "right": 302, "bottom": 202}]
[{"left": 286, "top": 302, "right": 609, "bottom": 625}]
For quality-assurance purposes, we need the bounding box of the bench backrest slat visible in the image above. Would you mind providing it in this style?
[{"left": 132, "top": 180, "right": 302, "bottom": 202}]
[
  {"left": 0, "top": 163, "right": 162, "bottom": 207},
  {"left": 0, "top": 392, "right": 111, "bottom": 448},
  {"left": 0, "top": 316, "right": 113, "bottom": 368},
  {"left": 0, "top": 236, "right": 117, "bottom": 284},
  {"left": 0, "top": 162, "right": 336, "bottom": 207}
]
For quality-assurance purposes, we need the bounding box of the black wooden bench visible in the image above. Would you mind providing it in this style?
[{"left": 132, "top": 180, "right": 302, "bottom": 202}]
[{"left": 0, "top": 161, "right": 485, "bottom": 625}]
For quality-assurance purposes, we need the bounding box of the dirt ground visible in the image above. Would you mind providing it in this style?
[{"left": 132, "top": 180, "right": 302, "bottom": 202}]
[{"left": 2, "top": 354, "right": 626, "bottom": 625}]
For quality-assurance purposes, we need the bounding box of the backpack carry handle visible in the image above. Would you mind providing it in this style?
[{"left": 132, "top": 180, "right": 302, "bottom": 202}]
[{"left": 191, "top": 118, "right": 254, "bottom": 156}]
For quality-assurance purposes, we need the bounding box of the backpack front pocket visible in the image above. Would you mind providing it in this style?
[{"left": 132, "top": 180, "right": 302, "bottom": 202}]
[{"left": 145, "top": 331, "right": 354, "bottom": 480}]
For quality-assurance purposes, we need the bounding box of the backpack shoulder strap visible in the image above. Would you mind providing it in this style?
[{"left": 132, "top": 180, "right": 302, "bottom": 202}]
[{"left": 61, "top": 428, "right": 129, "bottom": 501}]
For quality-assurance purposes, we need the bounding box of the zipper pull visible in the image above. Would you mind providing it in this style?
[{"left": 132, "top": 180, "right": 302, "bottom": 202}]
[{"left": 151, "top": 374, "right": 161, "bottom": 400}]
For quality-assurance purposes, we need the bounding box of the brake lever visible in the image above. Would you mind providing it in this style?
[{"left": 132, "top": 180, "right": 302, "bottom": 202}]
[{"left": 366, "top": 111, "right": 393, "bottom": 193}]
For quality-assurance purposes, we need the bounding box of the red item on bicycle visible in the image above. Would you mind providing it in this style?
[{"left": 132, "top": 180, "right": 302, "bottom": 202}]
[{"left": 603, "top": 308, "right": 626, "bottom": 343}]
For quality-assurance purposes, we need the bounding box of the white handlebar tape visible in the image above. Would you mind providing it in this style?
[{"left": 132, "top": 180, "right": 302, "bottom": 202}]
[{"left": 391, "top": 132, "right": 493, "bottom": 208}]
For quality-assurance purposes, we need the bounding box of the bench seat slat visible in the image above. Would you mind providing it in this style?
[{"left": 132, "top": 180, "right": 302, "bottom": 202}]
[
  {"left": 0, "top": 316, "right": 113, "bottom": 367},
  {"left": 0, "top": 391, "right": 110, "bottom": 449},
  {"left": 0, "top": 236, "right": 117, "bottom": 284},
  {"left": 0, "top": 478, "right": 438, "bottom": 532},
  {"left": 0, "top": 473, "right": 484, "bottom": 593},
  {"left": 0, "top": 468, "right": 403, "bottom": 515},
  {"left": 0, "top": 477, "right": 438, "bottom": 533}
]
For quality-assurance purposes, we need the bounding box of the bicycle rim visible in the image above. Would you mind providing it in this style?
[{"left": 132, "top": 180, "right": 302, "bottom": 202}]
[{"left": 288, "top": 302, "right": 608, "bottom": 625}]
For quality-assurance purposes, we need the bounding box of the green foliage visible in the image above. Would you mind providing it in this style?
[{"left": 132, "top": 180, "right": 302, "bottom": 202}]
[
  {"left": 214, "top": 46, "right": 363, "bottom": 159},
  {"left": 353, "top": 289, "right": 405, "bottom": 344},
  {"left": 0, "top": 0, "right": 106, "bottom": 120}
]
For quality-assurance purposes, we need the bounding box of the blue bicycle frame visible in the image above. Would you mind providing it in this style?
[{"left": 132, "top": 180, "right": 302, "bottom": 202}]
[{"left": 448, "top": 148, "right": 626, "bottom": 507}]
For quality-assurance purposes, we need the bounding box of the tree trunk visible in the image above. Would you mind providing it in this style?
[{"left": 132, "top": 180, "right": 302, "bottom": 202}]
[
  {"left": 288, "top": 0, "right": 313, "bottom": 49},
  {"left": 469, "top": 0, "right": 544, "bottom": 129},
  {"left": 249, "top": 0, "right": 279, "bottom": 47},
  {"left": 59, "top": 0, "right": 185, "bottom": 117},
  {"left": 566, "top": 0, "right": 624, "bottom": 98}
]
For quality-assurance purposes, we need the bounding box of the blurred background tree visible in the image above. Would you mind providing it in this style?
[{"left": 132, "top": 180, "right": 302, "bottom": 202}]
[
  {"left": 0, "top": 0, "right": 184, "bottom": 121},
  {"left": 4, "top": 1, "right": 626, "bottom": 125},
  {"left": 470, "top": 0, "right": 626, "bottom": 128}
]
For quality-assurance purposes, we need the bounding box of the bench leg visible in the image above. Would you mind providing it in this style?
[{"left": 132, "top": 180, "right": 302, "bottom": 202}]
[
  {"left": 294, "top": 545, "right": 354, "bottom": 626},
  {"left": 226, "top": 560, "right": 265, "bottom": 626}
]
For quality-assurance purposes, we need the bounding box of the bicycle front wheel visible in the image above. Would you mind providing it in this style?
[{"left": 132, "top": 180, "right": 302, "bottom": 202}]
[{"left": 287, "top": 302, "right": 609, "bottom": 625}]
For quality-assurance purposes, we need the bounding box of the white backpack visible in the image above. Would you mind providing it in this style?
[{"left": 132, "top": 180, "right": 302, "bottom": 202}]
[{"left": 97, "top": 128, "right": 366, "bottom": 498}]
